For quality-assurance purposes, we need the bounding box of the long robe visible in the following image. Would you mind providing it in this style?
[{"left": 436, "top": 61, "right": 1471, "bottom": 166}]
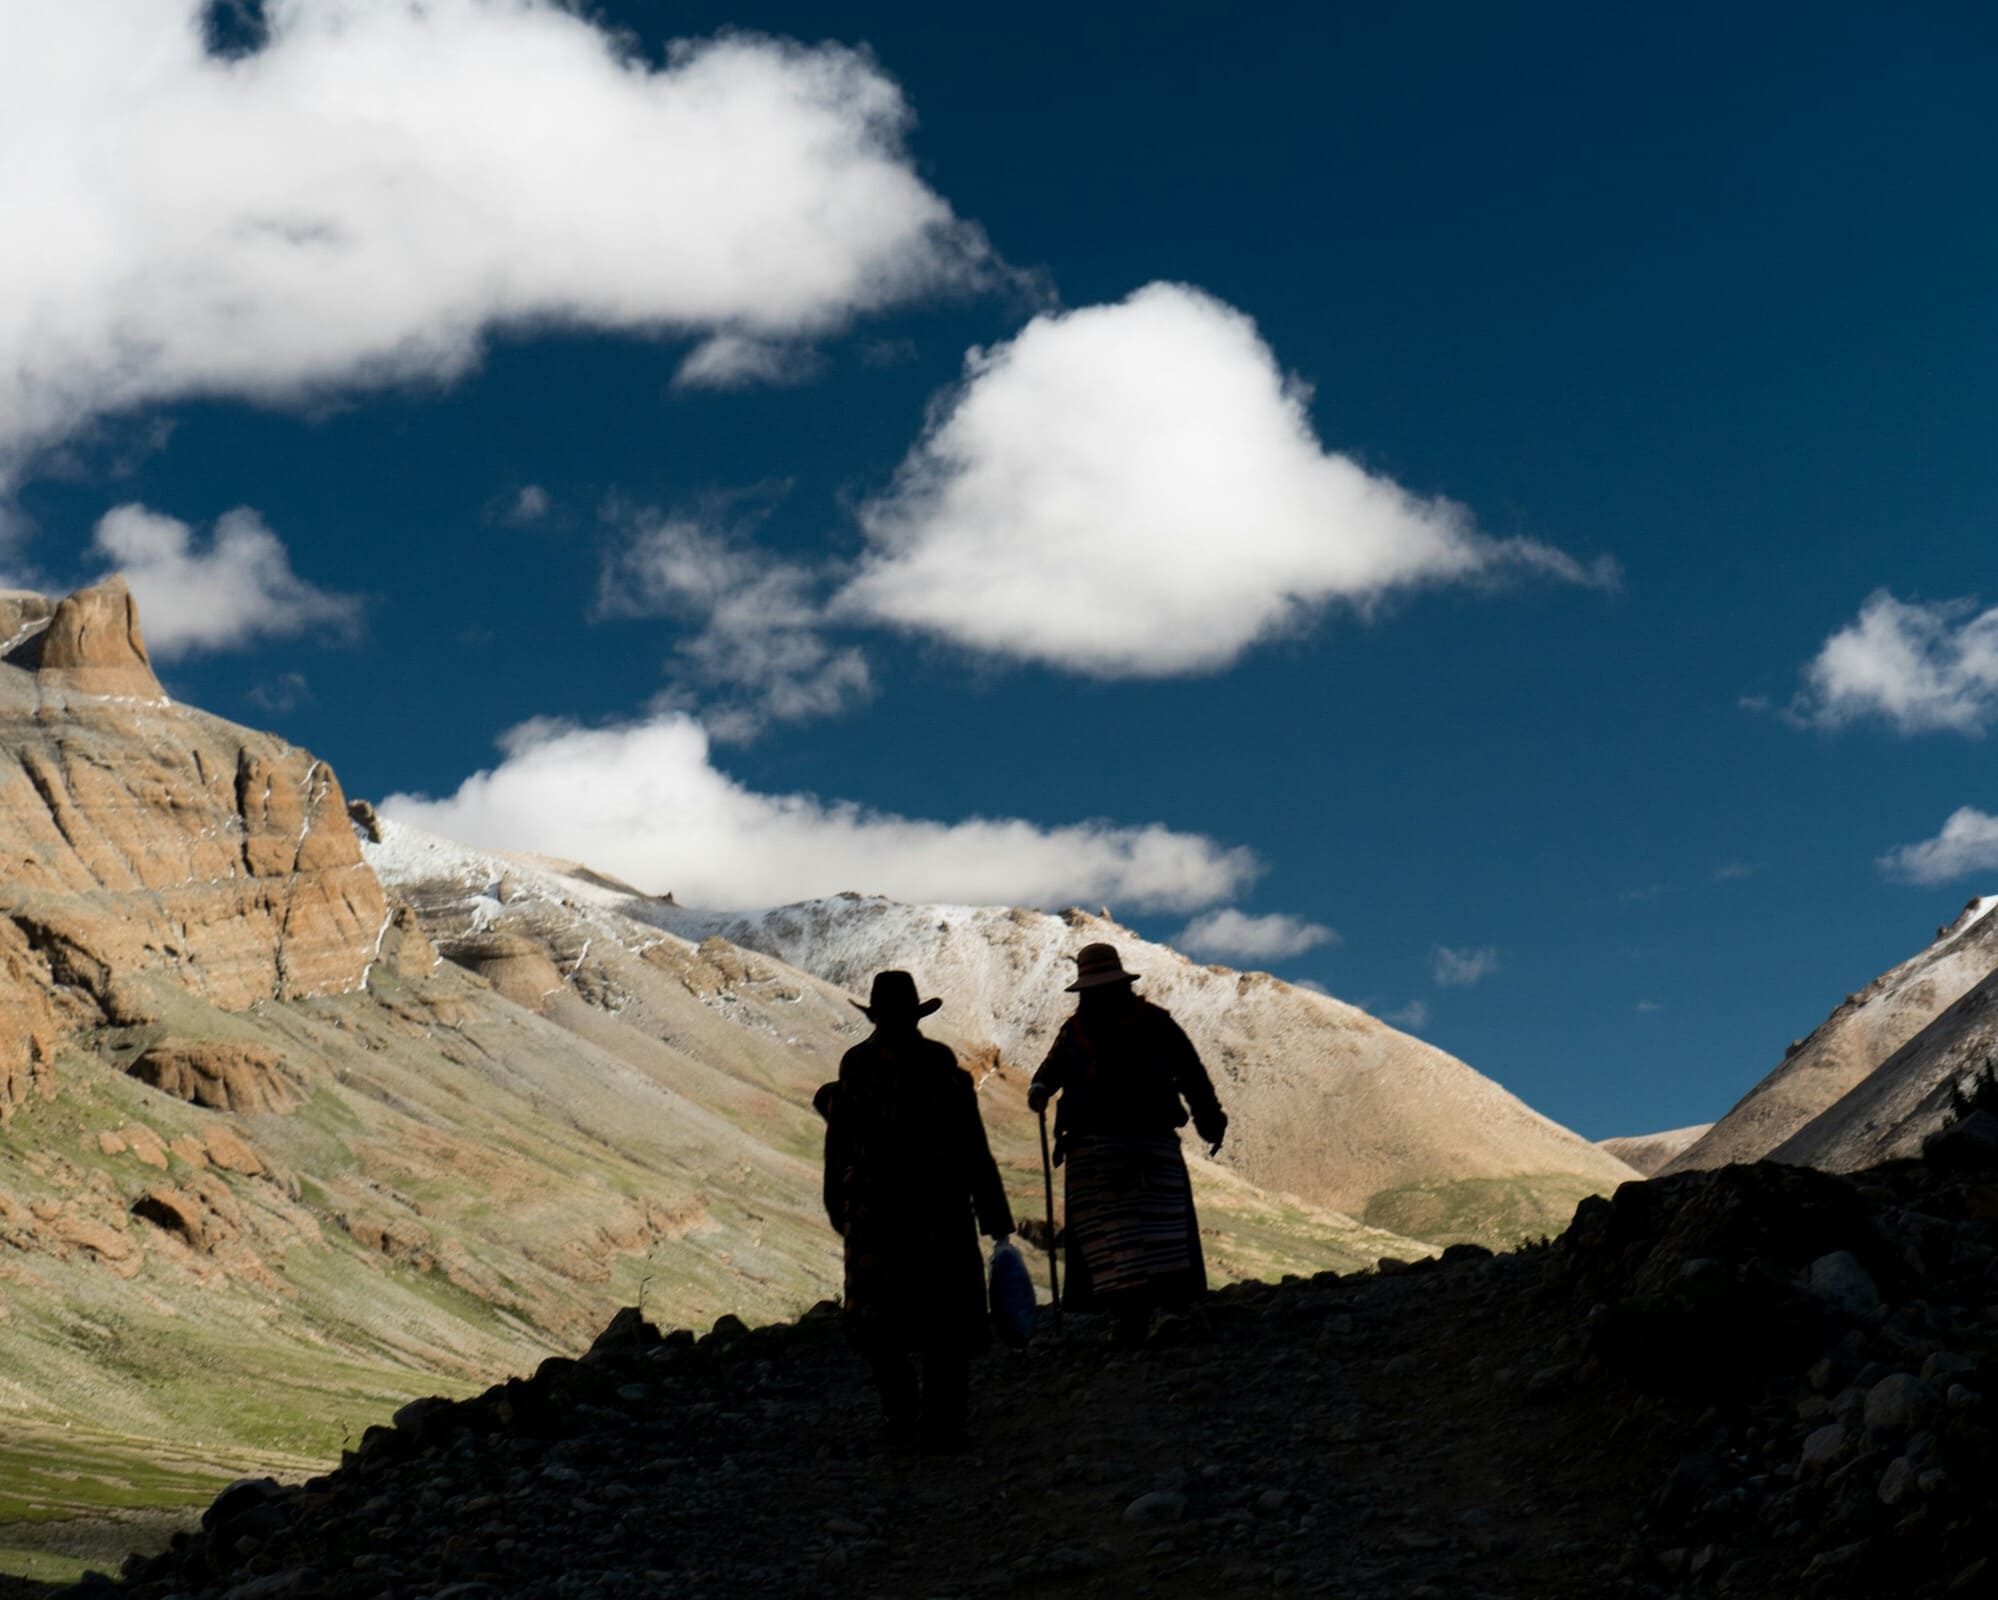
[
  {"left": 820, "top": 1027, "right": 1013, "bottom": 1354},
  {"left": 1031, "top": 995, "right": 1226, "bottom": 1312}
]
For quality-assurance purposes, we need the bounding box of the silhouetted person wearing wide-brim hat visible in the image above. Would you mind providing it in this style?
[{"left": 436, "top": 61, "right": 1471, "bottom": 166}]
[
  {"left": 1028, "top": 942, "right": 1226, "bottom": 1343},
  {"left": 815, "top": 970, "right": 1013, "bottom": 1449}
]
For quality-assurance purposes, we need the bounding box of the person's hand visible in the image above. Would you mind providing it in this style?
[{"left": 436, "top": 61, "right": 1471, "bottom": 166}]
[
  {"left": 1196, "top": 1109, "right": 1228, "bottom": 1155},
  {"left": 1027, "top": 1084, "right": 1051, "bottom": 1114}
]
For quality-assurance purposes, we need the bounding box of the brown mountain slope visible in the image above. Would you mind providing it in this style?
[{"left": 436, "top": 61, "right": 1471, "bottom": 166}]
[
  {"left": 1596, "top": 1124, "right": 1712, "bottom": 1177},
  {"left": 1769, "top": 967, "right": 1998, "bottom": 1171},
  {"left": 1660, "top": 897, "right": 1998, "bottom": 1175}
]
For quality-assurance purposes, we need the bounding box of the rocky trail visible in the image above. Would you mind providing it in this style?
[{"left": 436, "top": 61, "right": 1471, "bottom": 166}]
[{"left": 9, "top": 1138, "right": 1997, "bottom": 1600}]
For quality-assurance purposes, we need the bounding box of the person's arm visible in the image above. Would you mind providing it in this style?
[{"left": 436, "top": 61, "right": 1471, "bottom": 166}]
[
  {"left": 1162, "top": 1013, "right": 1228, "bottom": 1152},
  {"left": 1027, "top": 1031, "right": 1068, "bottom": 1114},
  {"left": 956, "top": 1071, "right": 1015, "bottom": 1239},
  {"left": 815, "top": 1080, "right": 847, "bottom": 1235}
]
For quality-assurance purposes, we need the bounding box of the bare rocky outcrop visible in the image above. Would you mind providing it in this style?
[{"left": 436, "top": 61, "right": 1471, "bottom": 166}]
[
  {"left": 1, "top": 579, "right": 389, "bottom": 1108},
  {"left": 15, "top": 575, "right": 166, "bottom": 699},
  {"left": 127, "top": 1040, "right": 300, "bottom": 1115}
]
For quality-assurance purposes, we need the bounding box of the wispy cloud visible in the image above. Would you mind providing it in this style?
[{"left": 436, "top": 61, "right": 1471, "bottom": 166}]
[
  {"left": 90, "top": 504, "right": 360, "bottom": 658},
  {"left": 382, "top": 711, "right": 1261, "bottom": 911},
  {"left": 673, "top": 335, "right": 823, "bottom": 391},
  {"left": 1384, "top": 999, "right": 1430, "bottom": 1030},
  {"left": 839, "top": 282, "right": 1614, "bottom": 677},
  {"left": 489, "top": 485, "right": 554, "bottom": 529},
  {"left": 598, "top": 503, "right": 871, "bottom": 743},
  {"left": 1617, "top": 882, "right": 1671, "bottom": 903},
  {"left": 1430, "top": 944, "right": 1500, "bottom": 988},
  {"left": 1713, "top": 861, "right": 1758, "bottom": 883},
  {"left": 1172, "top": 908, "right": 1340, "bottom": 963},
  {"left": 1635, "top": 999, "right": 1664, "bottom": 1014},
  {"left": 0, "top": 1, "right": 992, "bottom": 509},
  {"left": 1791, "top": 591, "right": 1998, "bottom": 736},
  {"left": 1878, "top": 807, "right": 1998, "bottom": 886}
]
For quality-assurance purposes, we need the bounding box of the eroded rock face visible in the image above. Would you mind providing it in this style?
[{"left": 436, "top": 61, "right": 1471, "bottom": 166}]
[
  {"left": 128, "top": 1041, "right": 300, "bottom": 1115},
  {"left": 1, "top": 580, "right": 389, "bottom": 1109},
  {"left": 16, "top": 576, "right": 165, "bottom": 700}
]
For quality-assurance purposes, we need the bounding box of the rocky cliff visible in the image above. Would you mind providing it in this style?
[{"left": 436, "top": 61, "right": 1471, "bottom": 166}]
[{"left": 1, "top": 578, "right": 386, "bottom": 1114}]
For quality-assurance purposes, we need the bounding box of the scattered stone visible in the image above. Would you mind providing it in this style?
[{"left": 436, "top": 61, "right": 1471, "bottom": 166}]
[
  {"left": 1807, "top": 1250, "right": 1882, "bottom": 1317},
  {"left": 1864, "top": 1373, "right": 1942, "bottom": 1437},
  {"left": 1123, "top": 1490, "right": 1187, "bottom": 1524}
]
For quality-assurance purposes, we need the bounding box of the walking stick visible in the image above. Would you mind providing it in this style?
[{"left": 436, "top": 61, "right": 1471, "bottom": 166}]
[{"left": 1037, "top": 1103, "right": 1062, "bottom": 1333}]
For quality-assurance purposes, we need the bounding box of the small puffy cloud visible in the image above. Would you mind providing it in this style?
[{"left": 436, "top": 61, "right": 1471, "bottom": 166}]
[
  {"left": 1431, "top": 944, "right": 1499, "bottom": 987},
  {"left": 599, "top": 507, "right": 870, "bottom": 741},
  {"left": 1792, "top": 591, "right": 1998, "bottom": 735},
  {"left": 673, "top": 335, "right": 822, "bottom": 391},
  {"left": 1877, "top": 807, "right": 1998, "bottom": 886},
  {"left": 490, "top": 485, "right": 553, "bottom": 528},
  {"left": 381, "top": 711, "right": 1260, "bottom": 910},
  {"left": 0, "top": 1, "right": 989, "bottom": 503},
  {"left": 840, "top": 282, "right": 1611, "bottom": 676},
  {"left": 1384, "top": 999, "right": 1430, "bottom": 1030},
  {"left": 1173, "top": 908, "right": 1340, "bottom": 963},
  {"left": 90, "top": 503, "right": 360, "bottom": 658}
]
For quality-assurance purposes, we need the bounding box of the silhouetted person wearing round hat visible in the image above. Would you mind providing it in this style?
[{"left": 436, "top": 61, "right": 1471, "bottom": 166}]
[
  {"left": 1028, "top": 942, "right": 1227, "bottom": 1343},
  {"left": 816, "top": 970, "right": 1013, "bottom": 1449}
]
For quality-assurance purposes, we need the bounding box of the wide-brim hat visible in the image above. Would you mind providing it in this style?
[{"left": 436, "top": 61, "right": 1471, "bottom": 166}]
[
  {"left": 851, "top": 968, "right": 943, "bottom": 1022},
  {"left": 1066, "top": 942, "right": 1139, "bottom": 992}
]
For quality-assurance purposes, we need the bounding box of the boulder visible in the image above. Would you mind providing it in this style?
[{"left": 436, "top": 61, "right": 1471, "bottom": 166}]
[{"left": 128, "top": 1041, "right": 299, "bottom": 1115}]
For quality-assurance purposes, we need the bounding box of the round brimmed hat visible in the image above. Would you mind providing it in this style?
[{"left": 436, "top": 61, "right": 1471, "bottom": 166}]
[
  {"left": 851, "top": 969, "right": 943, "bottom": 1022},
  {"left": 1066, "top": 942, "right": 1140, "bottom": 992}
]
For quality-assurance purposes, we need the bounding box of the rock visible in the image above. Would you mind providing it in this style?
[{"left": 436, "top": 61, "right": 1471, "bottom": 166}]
[
  {"left": 1864, "top": 1373, "right": 1943, "bottom": 1437},
  {"left": 441, "top": 933, "right": 567, "bottom": 1012},
  {"left": 1924, "top": 1110, "right": 1998, "bottom": 1171},
  {"left": 203, "top": 1125, "right": 266, "bottom": 1176},
  {"left": 1876, "top": 1455, "right": 1917, "bottom": 1506},
  {"left": 1526, "top": 1361, "right": 1578, "bottom": 1400},
  {"left": 129, "top": 1041, "right": 299, "bottom": 1115},
  {"left": 131, "top": 1187, "right": 208, "bottom": 1250},
  {"left": 1123, "top": 1490, "right": 1187, "bottom": 1524},
  {"left": 1800, "top": 1423, "right": 1848, "bottom": 1467},
  {"left": 1922, "top": 1350, "right": 1977, "bottom": 1385},
  {"left": 26, "top": 577, "right": 164, "bottom": 700},
  {"left": 1808, "top": 1250, "right": 1882, "bottom": 1317},
  {"left": 122, "top": 1124, "right": 170, "bottom": 1170}
]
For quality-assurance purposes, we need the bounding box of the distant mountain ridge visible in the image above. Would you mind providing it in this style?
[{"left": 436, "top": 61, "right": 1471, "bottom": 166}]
[{"left": 568, "top": 889, "right": 1640, "bottom": 1244}]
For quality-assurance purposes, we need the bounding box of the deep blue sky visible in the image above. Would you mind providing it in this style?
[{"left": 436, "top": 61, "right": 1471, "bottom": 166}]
[{"left": 11, "top": 1, "right": 1998, "bottom": 1140}]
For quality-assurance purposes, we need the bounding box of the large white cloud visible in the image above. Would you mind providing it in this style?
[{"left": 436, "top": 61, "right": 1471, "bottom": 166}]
[
  {"left": 1173, "top": 908, "right": 1339, "bottom": 963},
  {"left": 1877, "top": 807, "right": 1998, "bottom": 885},
  {"left": 840, "top": 283, "right": 1609, "bottom": 676},
  {"left": 1793, "top": 591, "right": 1998, "bottom": 735},
  {"left": 91, "top": 502, "right": 360, "bottom": 658},
  {"left": 0, "top": 0, "right": 987, "bottom": 498},
  {"left": 381, "top": 712, "right": 1259, "bottom": 910}
]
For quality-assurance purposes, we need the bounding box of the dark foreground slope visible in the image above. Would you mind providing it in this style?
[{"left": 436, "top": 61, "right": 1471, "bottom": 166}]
[{"left": 29, "top": 1151, "right": 1998, "bottom": 1600}]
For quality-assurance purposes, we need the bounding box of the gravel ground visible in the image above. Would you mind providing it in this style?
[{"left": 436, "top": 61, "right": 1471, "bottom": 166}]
[{"left": 17, "top": 1148, "right": 1998, "bottom": 1600}]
